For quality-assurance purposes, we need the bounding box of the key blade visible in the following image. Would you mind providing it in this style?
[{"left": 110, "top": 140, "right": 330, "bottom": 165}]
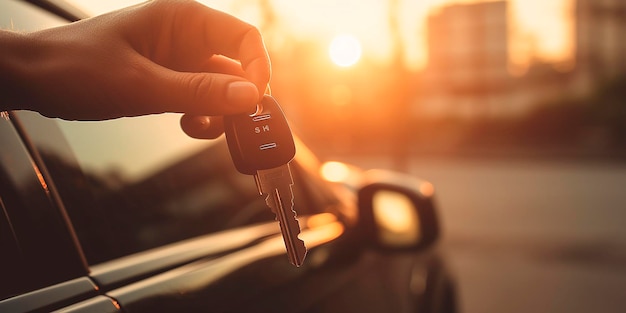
[
  {"left": 270, "top": 186, "right": 307, "bottom": 267},
  {"left": 258, "top": 165, "right": 307, "bottom": 267}
]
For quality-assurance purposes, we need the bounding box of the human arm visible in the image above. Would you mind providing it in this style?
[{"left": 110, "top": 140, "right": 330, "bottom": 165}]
[{"left": 0, "top": 0, "right": 270, "bottom": 138}]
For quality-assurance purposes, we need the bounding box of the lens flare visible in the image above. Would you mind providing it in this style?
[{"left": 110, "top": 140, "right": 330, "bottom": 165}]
[
  {"left": 329, "top": 34, "right": 362, "bottom": 67},
  {"left": 320, "top": 161, "right": 350, "bottom": 182}
]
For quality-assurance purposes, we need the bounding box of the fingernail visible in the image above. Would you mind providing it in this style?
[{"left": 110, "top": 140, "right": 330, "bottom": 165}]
[{"left": 227, "top": 81, "right": 258, "bottom": 110}]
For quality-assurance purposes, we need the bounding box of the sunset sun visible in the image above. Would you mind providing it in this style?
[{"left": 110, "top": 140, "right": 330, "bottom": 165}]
[{"left": 328, "top": 34, "right": 362, "bottom": 67}]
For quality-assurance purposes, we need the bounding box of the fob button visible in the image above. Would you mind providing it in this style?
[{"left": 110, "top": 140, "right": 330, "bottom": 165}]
[
  {"left": 260, "top": 143, "right": 278, "bottom": 150},
  {"left": 252, "top": 114, "right": 271, "bottom": 122}
]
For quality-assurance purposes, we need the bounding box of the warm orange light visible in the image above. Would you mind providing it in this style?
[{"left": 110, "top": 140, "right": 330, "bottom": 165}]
[
  {"left": 300, "top": 222, "right": 344, "bottom": 247},
  {"left": 372, "top": 190, "right": 421, "bottom": 246},
  {"left": 320, "top": 161, "right": 350, "bottom": 182},
  {"left": 329, "top": 34, "right": 362, "bottom": 67},
  {"left": 330, "top": 85, "right": 352, "bottom": 106},
  {"left": 306, "top": 213, "right": 338, "bottom": 229},
  {"left": 72, "top": 0, "right": 573, "bottom": 71},
  {"left": 373, "top": 191, "right": 417, "bottom": 233},
  {"left": 419, "top": 182, "right": 435, "bottom": 197},
  {"left": 32, "top": 162, "right": 49, "bottom": 192}
]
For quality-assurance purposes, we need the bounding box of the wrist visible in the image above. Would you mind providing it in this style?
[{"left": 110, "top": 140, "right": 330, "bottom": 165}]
[{"left": 0, "top": 30, "right": 35, "bottom": 112}]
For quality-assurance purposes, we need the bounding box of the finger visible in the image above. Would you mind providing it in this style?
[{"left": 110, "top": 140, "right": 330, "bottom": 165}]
[
  {"left": 236, "top": 28, "right": 272, "bottom": 98},
  {"left": 176, "top": 56, "right": 253, "bottom": 139},
  {"left": 204, "top": 55, "right": 246, "bottom": 77},
  {"left": 166, "top": 2, "right": 271, "bottom": 98},
  {"left": 180, "top": 114, "right": 224, "bottom": 139},
  {"left": 144, "top": 63, "right": 259, "bottom": 116}
]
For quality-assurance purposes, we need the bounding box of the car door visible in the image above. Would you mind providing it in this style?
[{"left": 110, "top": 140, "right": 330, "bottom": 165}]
[
  {"left": 4, "top": 110, "right": 451, "bottom": 313},
  {"left": 8, "top": 111, "right": 356, "bottom": 312}
]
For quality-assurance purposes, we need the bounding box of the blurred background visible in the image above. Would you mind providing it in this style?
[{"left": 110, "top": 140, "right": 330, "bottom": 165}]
[{"left": 73, "top": 0, "right": 626, "bottom": 312}]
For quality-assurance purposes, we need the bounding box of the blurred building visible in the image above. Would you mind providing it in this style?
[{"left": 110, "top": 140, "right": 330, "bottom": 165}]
[
  {"left": 573, "top": 0, "right": 626, "bottom": 95},
  {"left": 417, "top": 1, "right": 514, "bottom": 119}
]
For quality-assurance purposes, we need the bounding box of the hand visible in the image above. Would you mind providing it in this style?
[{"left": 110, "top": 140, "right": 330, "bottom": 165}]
[{"left": 0, "top": 0, "right": 270, "bottom": 138}]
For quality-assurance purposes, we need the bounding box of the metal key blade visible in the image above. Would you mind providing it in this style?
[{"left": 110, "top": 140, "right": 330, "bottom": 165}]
[
  {"left": 271, "top": 185, "right": 307, "bottom": 266},
  {"left": 258, "top": 165, "right": 307, "bottom": 267}
]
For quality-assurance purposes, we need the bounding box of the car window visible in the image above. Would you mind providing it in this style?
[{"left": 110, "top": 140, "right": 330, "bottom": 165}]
[
  {"left": 2, "top": 111, "right": 93, "bottom": 300},
  {"left": 0, "top": 0, "right": 67, "bottom": 31},
  {"left": 0, "top": 196, "right": 21, "bottom": 300},
  {"left": 16, "top": 111, "right": 316, "bottom": 265}
]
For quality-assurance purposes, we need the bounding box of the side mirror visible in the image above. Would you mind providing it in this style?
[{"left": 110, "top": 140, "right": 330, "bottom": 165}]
[{"left": 357, "top": 169, "right": 440, "bottom": 251}]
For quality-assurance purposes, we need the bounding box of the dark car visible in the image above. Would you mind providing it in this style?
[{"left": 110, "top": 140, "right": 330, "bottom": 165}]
[{"left": 0, "top": 1, "right": 457, "bottom": 312}]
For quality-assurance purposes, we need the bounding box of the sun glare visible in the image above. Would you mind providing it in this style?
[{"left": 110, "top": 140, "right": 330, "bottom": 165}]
[
  {"left": 328, "top": 34, "right": 362, "bottom": 67},
  {"left": 320, "top": 161, "right": 350, "bottom": 182}
]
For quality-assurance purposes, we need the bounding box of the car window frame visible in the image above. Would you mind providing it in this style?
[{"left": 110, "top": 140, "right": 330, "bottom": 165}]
[{"left": 0, "top": 112, "right": 95, "bottom": 308}]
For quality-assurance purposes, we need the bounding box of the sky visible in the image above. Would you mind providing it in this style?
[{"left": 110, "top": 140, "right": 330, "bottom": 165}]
[{"left": 69, "top": 0, "right": 574, "bottom": 71}]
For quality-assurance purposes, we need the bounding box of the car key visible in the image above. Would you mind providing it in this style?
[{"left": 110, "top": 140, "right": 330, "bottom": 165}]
[{"left": 224, "top": 94, "right": 307, "bottom": 267}]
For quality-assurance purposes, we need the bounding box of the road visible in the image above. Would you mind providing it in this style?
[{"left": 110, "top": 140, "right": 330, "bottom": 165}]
[{"left": 335, "top": 155, "right": 626, "bottom": 313}]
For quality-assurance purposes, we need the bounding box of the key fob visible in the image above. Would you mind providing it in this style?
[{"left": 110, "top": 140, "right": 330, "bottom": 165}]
[{"left": 224, "top": 95, "right": 296, "bottom": 175}]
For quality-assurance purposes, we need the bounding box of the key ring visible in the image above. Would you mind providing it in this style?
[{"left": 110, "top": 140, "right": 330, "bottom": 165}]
[{"left": 251, "top": 84, "right": 271, "bottom": 116}]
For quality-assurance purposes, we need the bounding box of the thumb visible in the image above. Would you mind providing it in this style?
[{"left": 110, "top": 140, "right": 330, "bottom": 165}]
[{"left": 145, "top": 68, "right": 260, "bottom": 116}]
